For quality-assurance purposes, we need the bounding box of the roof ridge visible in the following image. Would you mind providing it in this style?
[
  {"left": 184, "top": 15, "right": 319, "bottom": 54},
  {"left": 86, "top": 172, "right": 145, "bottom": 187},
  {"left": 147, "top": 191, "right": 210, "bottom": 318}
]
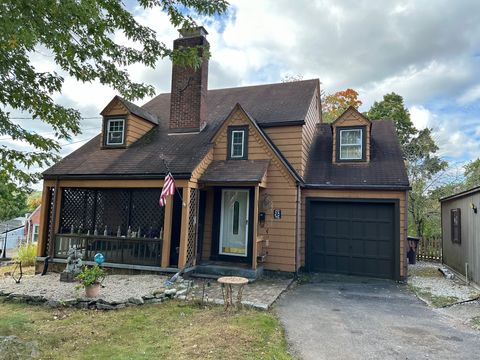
[{"left": 148, "top": 78, "right": 319, "bottom": 99}]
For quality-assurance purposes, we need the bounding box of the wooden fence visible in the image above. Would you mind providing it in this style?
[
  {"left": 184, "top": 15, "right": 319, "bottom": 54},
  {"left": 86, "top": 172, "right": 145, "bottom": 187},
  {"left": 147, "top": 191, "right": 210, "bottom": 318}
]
[{"left": 416, "top": 237, "right": 442, "bottom": 262}]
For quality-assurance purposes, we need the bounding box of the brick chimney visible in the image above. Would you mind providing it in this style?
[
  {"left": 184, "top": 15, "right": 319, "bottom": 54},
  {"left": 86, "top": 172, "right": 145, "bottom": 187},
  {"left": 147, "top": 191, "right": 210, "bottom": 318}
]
[{"left": 169, "top": 26, "right": 209, "bottom": 133}]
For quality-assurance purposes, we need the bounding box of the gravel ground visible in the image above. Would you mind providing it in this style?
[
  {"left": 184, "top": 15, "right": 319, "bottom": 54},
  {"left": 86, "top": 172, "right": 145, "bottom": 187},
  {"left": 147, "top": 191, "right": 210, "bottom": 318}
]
[
  {"left": 409, "top": 261, "right": 480, "bottom": 331},
  {"left": 0, "top": 273, "right": 292, "bottom": 309},
  {"left": 0, "top": 273, "right": 168, "bottom": 303},
  {"left": 409, "top": 261, "right": 480, "bottom": 301}
]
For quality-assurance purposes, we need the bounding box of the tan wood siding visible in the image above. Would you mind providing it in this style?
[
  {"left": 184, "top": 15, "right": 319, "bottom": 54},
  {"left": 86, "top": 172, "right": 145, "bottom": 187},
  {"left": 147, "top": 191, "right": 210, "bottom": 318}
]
[
  {"left": 210, "top": 108, "right": 298, "bottom": 272},
  {"left": 202, "top": 189, "right": 214, "bottom": 260},
  {"left": 300, "top": 189, "right": 408, "bottom": 278},
  {"left": 104, "top": 102, "right": 128, "bottom": 116},
  {"left": 302, "top": 87, "right": 321, "bottom": 176},
  {"left": 264, "top": 126, "right": 303, "bottom": 176},
  {"left": 191, "top": 148, "right": 213, "bottom": 184},
  {"left": 126, "top": 114, "right": 155, "bottom": 146}
]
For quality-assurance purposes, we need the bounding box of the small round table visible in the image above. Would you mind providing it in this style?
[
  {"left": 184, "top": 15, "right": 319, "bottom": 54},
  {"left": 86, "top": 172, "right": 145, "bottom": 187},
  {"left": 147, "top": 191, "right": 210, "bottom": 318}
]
[{"left": 217, "top": 276, "right": 249, "bottom": 310}]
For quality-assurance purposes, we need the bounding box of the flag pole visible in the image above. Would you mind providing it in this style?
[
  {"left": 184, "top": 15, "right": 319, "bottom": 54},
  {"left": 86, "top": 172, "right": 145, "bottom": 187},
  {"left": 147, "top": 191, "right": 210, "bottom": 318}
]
[{"left": 161, "top": 158, "right": 186, "bottom": 206}]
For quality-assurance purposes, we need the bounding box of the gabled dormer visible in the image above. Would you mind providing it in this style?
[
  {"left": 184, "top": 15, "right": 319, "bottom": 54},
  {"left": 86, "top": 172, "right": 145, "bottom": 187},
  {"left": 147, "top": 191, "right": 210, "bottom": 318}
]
[
  {"left": 100, "top": 96, "right": 158, "bottom": 148},
  {"left": 331, "top": 106, "right": 371, "bottom": 163}
]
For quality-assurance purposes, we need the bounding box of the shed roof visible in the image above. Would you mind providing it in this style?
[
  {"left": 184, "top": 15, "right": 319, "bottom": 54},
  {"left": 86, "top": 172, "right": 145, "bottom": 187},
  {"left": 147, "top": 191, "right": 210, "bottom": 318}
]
[{"left": 440, "top": 185, "right": 480, "bottom": 202}]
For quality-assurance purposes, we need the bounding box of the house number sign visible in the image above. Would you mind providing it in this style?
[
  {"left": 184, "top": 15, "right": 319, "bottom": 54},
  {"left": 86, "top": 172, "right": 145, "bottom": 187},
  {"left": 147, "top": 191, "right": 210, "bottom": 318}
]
[{"left": 273, "top": 209, "right": 282, "bottom": 219}]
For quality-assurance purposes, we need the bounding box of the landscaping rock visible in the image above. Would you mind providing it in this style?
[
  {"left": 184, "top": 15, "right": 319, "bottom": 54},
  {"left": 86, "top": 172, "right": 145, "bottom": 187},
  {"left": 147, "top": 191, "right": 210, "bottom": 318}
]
[
  {"left": 63, "top": 298, "right": 78, "bottom": 307},
  {"left": 164, "top": 288, "right": 177, "bottom": 297},
  {"left": 128, "top": 297, "right": 144, "bottom": 305},
  {"left": 176, "top": 289, "right": 188, "bottom": 297},
  {"left": 145, "top": 298, "right": 163, "bottom": 304},
  {"left": 46, "top": 299, "right": 61, "bottom": 308},
  {"left": 0, "top": 336, "right": 39, "bottom": 360},
  {"left": 96, "top": 302, "right": 117, "bottom": 311}
]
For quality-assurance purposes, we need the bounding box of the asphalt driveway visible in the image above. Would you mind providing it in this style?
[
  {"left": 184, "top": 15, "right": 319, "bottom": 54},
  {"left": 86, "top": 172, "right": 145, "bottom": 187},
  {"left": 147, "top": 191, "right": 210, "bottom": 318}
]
[{"left": 276, "top": 274, "right": 480, "bottom": 360}]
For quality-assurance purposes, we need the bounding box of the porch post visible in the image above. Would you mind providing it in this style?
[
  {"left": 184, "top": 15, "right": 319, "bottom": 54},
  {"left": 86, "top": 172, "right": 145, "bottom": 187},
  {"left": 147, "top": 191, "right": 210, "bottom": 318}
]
[
  {"left": 37, "top": 183, "right": 50, "bottom": 257},
  {"left": 252, "top": 185, "right": 259, "bottom": 270},
  {"left": 178, "top": 184, "right": 192, "bottom": 268},
  {"left": 161, "top": 197, "right": 174, "bottom": 268}
]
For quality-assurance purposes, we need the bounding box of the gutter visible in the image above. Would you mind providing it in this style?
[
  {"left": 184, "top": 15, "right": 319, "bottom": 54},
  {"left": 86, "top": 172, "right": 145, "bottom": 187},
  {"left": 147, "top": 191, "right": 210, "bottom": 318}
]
[
  {"left": 303, "top": 183, "right": 411, "bottom": 191},
  {"left": 43, "top": 173, "right": 192, "bottom": 181}
]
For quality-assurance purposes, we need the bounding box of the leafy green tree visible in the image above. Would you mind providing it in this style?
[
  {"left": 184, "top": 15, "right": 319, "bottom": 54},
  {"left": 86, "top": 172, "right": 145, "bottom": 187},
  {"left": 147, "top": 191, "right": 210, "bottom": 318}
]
[
  {"left": 367, "top": 93, "right": 447, "bottom": 238},
  {"left": 0, "top": 179, "right": 28, "bottom": 221},
  {"left": 464, "top": 158, "right": 480, "bottom": 189},
  {"left": 0, "top": 0, "right": 228, "bottom": 192},
  {"left": 367, "top": 93, "right": 417, "bottom": 148}
]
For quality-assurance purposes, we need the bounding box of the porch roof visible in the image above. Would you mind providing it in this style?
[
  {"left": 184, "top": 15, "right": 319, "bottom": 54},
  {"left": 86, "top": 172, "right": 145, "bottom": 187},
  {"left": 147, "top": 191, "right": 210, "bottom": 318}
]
[{"left": 199, "top": 160, "right": 269, "bottom": 184}]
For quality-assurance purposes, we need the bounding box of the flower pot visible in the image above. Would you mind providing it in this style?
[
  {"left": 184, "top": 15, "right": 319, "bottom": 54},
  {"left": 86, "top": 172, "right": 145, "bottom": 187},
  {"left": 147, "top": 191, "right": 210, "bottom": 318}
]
[{"left": 85, "top": 283, "right": 101, "bottom": 298}]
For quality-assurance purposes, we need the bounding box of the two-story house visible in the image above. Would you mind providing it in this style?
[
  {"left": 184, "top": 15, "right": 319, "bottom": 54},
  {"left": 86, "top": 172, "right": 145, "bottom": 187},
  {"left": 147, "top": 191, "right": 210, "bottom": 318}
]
[{"left": 36, "top": 27, "right": 409, "bottom": 280}]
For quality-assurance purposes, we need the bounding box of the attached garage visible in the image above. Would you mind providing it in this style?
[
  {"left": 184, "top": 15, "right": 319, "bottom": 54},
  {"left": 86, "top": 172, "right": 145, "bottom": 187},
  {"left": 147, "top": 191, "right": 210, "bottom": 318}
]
[{"left": 306, "top": 199, "right": 400, "bottom": 280}]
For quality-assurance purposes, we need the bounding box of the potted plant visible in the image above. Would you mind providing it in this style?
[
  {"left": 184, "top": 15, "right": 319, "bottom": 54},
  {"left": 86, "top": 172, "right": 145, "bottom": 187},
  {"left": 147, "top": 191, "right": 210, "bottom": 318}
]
[{"left": 76, "top": 265, "right": 106, "bottom": 297}]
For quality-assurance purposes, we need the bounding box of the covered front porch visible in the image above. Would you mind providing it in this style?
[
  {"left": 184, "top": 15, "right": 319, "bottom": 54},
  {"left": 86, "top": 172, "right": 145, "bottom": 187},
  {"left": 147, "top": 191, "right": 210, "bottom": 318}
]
[{"left": 37, "top": 170, "right": 268, "bottom": 278}]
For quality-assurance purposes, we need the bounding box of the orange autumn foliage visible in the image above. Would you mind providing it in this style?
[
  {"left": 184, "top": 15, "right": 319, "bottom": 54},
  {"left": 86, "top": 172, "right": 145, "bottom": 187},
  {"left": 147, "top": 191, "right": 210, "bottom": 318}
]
[{"left": 322, "top": 88, "right": 362, "bottom": 123}]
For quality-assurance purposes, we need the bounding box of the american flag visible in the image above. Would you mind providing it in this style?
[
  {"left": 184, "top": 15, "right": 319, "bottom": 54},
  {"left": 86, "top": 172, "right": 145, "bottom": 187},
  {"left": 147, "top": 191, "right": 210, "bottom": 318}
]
[{"left": 159, "top": 173, "right": 175, "bottom": 207}]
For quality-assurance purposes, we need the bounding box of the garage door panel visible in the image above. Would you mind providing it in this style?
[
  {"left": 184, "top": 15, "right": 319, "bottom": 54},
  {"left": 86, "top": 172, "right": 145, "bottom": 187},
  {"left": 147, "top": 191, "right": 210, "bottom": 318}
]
[{"left": 308, "top": 200, "right": 396, "bottom": 279}]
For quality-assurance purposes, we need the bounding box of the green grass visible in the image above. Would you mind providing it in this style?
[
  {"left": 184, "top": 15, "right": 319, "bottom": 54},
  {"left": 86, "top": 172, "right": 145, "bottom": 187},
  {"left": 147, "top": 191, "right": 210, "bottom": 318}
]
[
  {"left": 408, "top": 284, "right": 459, "bottom": 308},
  {"left": 0, "top": 301, "right": 293, "bottom": 360}
]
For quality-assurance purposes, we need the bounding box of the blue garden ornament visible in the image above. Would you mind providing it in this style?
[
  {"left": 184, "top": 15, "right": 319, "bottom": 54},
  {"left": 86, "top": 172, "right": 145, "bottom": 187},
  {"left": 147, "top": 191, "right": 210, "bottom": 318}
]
[{"left": 94, "top": 253, "right": 105, "bottom": 265}]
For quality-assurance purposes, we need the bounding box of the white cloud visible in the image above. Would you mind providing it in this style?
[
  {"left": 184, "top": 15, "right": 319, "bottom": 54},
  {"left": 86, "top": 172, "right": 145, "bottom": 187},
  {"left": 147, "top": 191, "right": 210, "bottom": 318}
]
[
  {"left": 458, "top": 84, "right": 480, "bottom": 104},
  {"left": 409, "top": 105, "right": 432, "bottom": 131},
  {"left": 5, "top": 0, "right": 480, "bottom": 187}
]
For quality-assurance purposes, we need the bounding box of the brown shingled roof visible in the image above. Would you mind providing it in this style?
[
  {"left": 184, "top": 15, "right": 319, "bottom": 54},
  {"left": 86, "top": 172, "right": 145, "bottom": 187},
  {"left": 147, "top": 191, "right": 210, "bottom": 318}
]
[
  {"left": 43, "top": 80, "right": 318, "bottom": 179},
  {"left": 304, "top": 120, "right": 410, "bottom": 189},
  {"left": 199, "top": 160, "right": 269, "bottom": 183}
]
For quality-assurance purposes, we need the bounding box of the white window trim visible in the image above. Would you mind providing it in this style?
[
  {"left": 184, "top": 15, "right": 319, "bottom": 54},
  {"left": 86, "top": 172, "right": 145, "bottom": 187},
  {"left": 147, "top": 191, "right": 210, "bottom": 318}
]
[
  {"left": 32, "top": 224, "right": 39, "bottom": 243},
  {"left": 106, "top": 118, "right": 125, "bottom": 146},
  {"left": 339, "top": 129, "right": 363, "bottom": 160},
  {"left": 230, "top": 130, "right": 245, "bottom": 158}
]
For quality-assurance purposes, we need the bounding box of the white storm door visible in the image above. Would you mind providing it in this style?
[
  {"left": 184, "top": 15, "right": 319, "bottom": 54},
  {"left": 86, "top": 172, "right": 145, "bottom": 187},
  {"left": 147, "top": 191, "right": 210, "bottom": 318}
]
[{"left": 219, "top": 189, "right": 249, "bottom": 257}]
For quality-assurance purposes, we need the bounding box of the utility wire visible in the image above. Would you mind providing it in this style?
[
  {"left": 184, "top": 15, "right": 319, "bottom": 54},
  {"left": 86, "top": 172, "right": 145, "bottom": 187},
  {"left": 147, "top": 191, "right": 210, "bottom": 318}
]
[{"left": 0, "top": 126, "right": 100, "bottom": 141}]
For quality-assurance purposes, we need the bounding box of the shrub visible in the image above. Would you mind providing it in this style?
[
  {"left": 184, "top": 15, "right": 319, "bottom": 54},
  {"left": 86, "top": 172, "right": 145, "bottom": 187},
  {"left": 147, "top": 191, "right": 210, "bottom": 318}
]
[{"left": 14, "top": 243, "right": 37, "bottom": 266}]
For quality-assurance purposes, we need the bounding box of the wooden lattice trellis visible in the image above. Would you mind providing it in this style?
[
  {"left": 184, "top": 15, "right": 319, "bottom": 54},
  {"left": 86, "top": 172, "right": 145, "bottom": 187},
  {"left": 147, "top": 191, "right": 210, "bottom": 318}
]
[
  {"left": 59, "top": 188, "right": 164, "bottom": 239},
  {"left": 44, "top": 187, "right": 56, "bottom": 256},
  {"left": 186, "top": 188, "right": 199, "bottom": 266}
]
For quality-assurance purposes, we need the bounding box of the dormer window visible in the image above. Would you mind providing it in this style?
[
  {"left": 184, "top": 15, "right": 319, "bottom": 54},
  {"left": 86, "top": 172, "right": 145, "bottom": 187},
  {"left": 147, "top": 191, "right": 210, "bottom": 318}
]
[
  {"left": 336, "top": 126, "right": 366, "bottom": 161},
  {"left": 105, "top": 118, "right": 125, "bottom": 146},
  {"left": 227, "top": 125, "right": 248, "bottom": 160}
]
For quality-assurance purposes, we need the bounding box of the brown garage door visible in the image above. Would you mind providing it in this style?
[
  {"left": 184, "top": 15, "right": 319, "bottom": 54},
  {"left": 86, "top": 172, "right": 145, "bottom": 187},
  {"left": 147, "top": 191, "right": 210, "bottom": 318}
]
[{"left": 307, "top": 200, "right": 397, "bottom": 279}]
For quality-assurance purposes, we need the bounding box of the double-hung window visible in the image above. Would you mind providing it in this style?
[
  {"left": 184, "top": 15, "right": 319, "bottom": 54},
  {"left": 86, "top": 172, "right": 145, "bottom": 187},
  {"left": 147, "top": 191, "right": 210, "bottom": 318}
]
[
  {"left": 339, "top": 128, "right": 363, "bottom": 160},
  {"left": 106, "top": 118, "right": 125, "bottom": 146},
  {"left": 32, "top": 224, "right": 39, "bottom": 243},
  {"left": 228, "top": 126, "right": 248, "bottom": 160}
]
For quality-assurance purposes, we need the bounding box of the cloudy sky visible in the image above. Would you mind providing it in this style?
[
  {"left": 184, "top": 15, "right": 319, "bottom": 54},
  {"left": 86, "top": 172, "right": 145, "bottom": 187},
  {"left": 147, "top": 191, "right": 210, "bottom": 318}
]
[{"left": 4, "top": 0, "right": 480, "bottom": 187}]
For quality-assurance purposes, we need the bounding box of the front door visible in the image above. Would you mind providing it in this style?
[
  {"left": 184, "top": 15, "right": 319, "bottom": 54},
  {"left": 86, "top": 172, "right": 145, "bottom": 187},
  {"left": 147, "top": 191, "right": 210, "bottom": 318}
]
[{"left": 219, "top": 189, "right": 249, "bottom": 257}]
